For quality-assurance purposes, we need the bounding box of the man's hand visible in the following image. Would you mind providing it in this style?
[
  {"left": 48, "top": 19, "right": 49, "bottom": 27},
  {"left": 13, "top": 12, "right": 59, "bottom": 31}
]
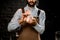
[
  {"left": 18, "top": 16, "right": 24, "bottom": 25},
  {"left": 26, "top": 16, "right": 37, "bottom": 26},
  {"left": 18, "top": 10, "right": 37, "bottom": 26},
  {"left": 18, "top": 10, "right": 30, "bottom": 26}
]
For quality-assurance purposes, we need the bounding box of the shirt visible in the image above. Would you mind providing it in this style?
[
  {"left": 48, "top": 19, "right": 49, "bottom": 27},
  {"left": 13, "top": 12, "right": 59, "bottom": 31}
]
[{"left": 7, "top": 5, "right": 46, "bottom": 34}]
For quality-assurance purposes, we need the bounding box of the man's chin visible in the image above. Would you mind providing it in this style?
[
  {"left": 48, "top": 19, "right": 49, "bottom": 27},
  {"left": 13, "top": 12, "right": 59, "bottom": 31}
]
[
  {"left": 27, "top": 2, "right": 36, "bottom": 7},
  {"left": 30, "top": 3, "right": 34, "bottom": 5}
]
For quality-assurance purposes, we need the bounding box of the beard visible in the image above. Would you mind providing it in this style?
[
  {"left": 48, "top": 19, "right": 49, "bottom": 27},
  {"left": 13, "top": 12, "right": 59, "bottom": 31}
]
[{"left": 27, "top": 1, "right": 36, "bottom": 7}]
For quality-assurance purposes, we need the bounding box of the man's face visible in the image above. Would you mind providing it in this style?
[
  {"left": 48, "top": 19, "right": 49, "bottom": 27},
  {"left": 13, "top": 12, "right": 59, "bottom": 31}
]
[{"left": 27, "top": 0, "right": 37, "bottom": 7}]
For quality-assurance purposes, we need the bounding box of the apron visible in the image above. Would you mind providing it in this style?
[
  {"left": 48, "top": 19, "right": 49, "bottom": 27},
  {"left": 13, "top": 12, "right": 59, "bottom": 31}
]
[{"left": 16, "top": 8, "right": 41, "bottom": 40}]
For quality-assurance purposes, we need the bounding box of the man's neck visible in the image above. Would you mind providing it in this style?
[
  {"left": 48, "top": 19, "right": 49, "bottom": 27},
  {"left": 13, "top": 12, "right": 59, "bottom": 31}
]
[
  {"left": 24, "top": 4, "right": 37, "bottom": 11},
  {"left": 27, "top": 4, "right": 36, "bottom": 10}
]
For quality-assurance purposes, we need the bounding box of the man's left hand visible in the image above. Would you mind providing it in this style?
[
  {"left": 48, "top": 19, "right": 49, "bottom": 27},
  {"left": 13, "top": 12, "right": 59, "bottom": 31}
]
[{"left": 26, "top": 17, "right": 37, "bottom": 26}]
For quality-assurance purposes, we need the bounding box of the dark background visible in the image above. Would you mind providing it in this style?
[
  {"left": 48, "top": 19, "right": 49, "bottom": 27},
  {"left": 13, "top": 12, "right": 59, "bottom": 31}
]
[{"left": 0, "top": 0, "right": 60, "bottom": 40}]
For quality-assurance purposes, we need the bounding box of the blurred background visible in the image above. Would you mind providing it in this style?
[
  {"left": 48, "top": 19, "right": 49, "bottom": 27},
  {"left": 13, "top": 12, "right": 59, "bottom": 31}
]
[{"left": 0, "top": 0, "right": 60, "bottom": 40}]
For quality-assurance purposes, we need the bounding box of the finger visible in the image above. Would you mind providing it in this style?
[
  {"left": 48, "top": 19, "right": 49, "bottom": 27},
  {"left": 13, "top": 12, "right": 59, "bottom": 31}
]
[
  {"left": 22, "top": 14, "right": 27, "bottom": 18},
  {"left": 29, "top": 19, "right": 33, "bottom": 24},
  {"left": 32, "top": 18, "right": 36, "bottom": 21},
  {"left": 25, "top": 10, "right": 30, "bottom": 15}
]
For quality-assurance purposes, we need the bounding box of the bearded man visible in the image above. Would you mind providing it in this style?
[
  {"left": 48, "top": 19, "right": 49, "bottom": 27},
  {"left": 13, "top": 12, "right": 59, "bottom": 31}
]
[{"left": 8, "top": 0, "right": 46, "bottom": 40}]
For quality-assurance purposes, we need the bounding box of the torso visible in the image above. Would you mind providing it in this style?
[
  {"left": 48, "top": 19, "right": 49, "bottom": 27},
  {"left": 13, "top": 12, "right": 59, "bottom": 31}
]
[{"left": 16, "top": 5, "right": 41, "bottom": 40}]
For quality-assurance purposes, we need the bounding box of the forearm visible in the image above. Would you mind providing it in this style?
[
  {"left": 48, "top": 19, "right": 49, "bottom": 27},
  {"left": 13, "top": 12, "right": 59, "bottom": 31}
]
[
  {"left": 33, "top": 23, "right": 45, "bottom": 34},
  {"left": 33, "top": 10, "right": 46, "bottom": 34},
  {"left": 7, "top": 9, "right": 22, "bottom": 32},
  {"left": 8, "top": 21, "right": 21, "bottom": 32}
]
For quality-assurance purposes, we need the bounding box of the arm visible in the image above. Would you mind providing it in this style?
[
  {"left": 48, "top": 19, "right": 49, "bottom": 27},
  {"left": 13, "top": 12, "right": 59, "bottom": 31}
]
[
  {"left": 33, "top": 10, "right": 46, "bottom": 34},
  {"left": 7, "top": 9, "right": 22, "bottom": 32}
]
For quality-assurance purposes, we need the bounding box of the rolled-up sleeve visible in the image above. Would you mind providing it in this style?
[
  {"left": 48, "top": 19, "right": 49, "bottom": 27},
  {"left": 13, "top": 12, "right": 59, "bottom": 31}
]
[
  {"left": 8, "top": 9, "right": 22, "bottom": 32},
  {"left": 33, "top": 10, "right": 46, "bottom": 34}
]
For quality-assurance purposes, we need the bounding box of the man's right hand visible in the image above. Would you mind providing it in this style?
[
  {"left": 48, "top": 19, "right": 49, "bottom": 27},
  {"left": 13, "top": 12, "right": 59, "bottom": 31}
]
[
  {"left": 18, "top": 13, "right": 27, "bottom": 26},
  {"left": 18, "top": 10, "right": 31, "bottom": 26},
  {"left": 18, "top": 17, "right": 24, "bottom": 25}
]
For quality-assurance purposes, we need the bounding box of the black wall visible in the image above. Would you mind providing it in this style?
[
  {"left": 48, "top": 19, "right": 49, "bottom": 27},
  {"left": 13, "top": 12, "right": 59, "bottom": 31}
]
[{"left": 0, "top": 0, "right": 60, "bottom": 40}]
